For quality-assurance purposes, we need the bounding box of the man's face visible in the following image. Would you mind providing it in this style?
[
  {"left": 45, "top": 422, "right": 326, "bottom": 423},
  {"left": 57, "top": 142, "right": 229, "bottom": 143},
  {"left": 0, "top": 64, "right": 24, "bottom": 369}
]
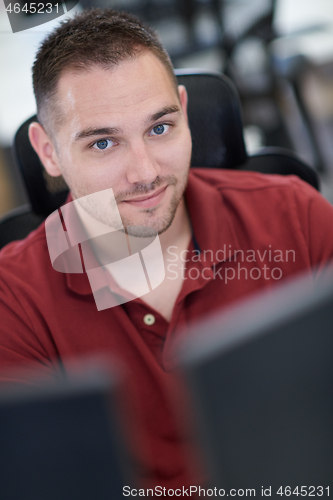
[{"left": 47, "top": 52, "right": 192, "bottom": 236}]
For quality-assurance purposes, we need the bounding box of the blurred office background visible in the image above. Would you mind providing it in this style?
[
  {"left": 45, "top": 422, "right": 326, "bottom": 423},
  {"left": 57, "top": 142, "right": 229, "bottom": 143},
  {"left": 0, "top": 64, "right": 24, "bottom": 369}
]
[{"left": 1, "top": 0, "right": 333, "bottom": 218}]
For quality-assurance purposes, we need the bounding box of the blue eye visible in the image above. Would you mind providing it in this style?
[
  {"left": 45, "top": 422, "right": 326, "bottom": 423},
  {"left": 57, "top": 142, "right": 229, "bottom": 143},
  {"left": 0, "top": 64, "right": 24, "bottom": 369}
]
[
  {"left": 92, "top": 139, "right": 116, "bottom": 150},
  {"left": 153, "top": 124, "right": 165, "bottom": 135},
  {"left": 151, "top": 124, "right": 169, "bottom": 136},
  {"left": 95, "top": 139, "right": 109, "bottom": 149}
]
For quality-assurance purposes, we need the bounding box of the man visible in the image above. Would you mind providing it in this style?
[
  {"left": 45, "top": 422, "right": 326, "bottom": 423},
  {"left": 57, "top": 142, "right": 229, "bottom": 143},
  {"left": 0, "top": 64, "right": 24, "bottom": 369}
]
[{"left": 1, "top": 7, "right": 333, "bottom": 492}]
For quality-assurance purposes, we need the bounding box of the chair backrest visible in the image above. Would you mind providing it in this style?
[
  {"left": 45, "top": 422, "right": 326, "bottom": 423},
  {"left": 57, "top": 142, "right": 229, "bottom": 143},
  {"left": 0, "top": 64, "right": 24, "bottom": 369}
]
[{"left": 1, "top": 70, "right": 319, "bottom": 247}]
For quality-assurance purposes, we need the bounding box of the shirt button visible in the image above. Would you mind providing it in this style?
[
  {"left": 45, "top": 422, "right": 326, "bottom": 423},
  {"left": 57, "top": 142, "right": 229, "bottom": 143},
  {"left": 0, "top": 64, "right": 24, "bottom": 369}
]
[{"left": 143, "top": 314, "right": 156, "bottom": 326}]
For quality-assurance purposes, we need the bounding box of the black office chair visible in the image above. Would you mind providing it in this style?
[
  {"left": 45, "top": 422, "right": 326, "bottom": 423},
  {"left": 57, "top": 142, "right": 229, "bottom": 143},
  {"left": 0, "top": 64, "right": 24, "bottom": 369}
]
[{"left": 0, "top": 70, "right": 319, "bottom": 249}]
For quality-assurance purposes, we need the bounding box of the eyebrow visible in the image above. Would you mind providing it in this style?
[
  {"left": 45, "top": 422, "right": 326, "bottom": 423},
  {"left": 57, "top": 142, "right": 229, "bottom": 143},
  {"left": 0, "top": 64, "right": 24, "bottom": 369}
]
[
  {"left": 74, "top": 104, "right": 180, "bottom": 141},
  {"left": 75, "top": 126, "right": 120, "bottom": 141},
  {"left": 148, "top": 105, "right": 180, "bottom": 123}
]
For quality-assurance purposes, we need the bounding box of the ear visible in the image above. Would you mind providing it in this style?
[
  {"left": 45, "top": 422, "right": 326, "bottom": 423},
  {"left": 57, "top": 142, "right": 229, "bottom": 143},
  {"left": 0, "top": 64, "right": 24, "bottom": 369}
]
[
  {"left": 28, "top": 122, "right": 62, "bottom": 177},
  {"left": 178, "top": 84, "right": 189, "bottom": 124}
]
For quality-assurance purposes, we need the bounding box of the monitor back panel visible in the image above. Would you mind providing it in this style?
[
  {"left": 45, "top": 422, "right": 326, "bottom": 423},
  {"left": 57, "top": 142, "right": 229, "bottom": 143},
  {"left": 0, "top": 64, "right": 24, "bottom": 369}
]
[
  {"left": 183, "top": 273, "right": 333, "bottom": 493},
  {"left": 0, "top": 377, "right": 128, "bottom": 500}
]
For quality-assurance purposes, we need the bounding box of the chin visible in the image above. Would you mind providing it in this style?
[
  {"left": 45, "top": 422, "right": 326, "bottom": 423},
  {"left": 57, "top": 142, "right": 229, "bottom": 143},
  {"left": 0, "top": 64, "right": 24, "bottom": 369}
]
[
  {"left": 121, "top": 206, "right": 177, "bottom": 237},
  {"left": 121, "top": 217, "right": 171, "bottom": 238}
]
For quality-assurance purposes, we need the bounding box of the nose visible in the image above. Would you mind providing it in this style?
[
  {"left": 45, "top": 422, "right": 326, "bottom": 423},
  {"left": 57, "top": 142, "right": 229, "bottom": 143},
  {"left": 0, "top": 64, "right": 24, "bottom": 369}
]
[{"left": 125, "top": 141, "right": 161, "bottom": 185}]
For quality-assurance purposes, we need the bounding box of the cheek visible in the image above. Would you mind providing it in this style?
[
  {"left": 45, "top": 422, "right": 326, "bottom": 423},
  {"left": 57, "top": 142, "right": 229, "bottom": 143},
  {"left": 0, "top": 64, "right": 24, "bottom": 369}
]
[
  {"left": 176, "top": 127, "right": 192, "bottom": 154},
  {"left": 79, "top": 160, "right": 125, "bottom": 196},
  {"left": 158, "top": 130, "right": 192, "bottom": 168},
  {"left": 173, "top": 131, "right": 192, "bottom": 170}
]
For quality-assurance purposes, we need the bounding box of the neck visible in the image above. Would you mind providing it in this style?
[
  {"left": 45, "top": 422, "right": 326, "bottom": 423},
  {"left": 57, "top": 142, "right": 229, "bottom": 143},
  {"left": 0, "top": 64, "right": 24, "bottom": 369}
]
[{"left": 158, "top": 197, "right": 192, "bottom": 257}]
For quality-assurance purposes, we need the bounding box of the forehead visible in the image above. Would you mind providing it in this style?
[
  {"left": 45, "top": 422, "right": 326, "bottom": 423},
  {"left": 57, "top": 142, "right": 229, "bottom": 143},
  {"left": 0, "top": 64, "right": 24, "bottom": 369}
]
[{"left": 55, "top": 52, "right": 179, "bottom": 130}]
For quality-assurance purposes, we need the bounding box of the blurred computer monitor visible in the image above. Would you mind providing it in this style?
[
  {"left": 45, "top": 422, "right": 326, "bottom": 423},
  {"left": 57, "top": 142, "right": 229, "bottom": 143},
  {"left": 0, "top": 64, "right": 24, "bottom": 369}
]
[
  {"left": 0, "top": 364, "right": 129, "bottom": 500},
  {"left": 181, "top": 268, "right": 333, "bottom": 495}
]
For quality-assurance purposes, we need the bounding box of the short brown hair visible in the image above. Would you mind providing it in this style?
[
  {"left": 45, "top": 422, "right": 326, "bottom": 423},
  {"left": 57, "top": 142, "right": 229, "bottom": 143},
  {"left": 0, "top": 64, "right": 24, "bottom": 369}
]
[{"left": 32, "top": 8, "right": 178, "bottom": 134}]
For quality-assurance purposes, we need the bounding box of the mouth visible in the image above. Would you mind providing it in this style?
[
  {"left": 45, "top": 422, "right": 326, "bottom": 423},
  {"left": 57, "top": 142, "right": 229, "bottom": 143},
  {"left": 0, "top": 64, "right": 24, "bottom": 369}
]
[{"left": 121, "top": 185, "right": 168, "bottom": 208}]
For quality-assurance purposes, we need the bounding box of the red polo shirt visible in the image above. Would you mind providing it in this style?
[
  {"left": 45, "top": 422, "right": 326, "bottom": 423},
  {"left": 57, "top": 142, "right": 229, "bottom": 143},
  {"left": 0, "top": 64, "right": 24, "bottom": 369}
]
[{"left": 0, "top": 168, "right": 333, "bottom": 490}]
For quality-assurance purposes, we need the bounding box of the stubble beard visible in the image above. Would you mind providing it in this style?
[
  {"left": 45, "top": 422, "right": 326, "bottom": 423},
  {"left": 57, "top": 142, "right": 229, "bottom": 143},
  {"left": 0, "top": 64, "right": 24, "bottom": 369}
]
[
  {"left": 121, "top": 181, "right": 185, "bottom": 237},
  {"left": 70, "top": 168, "right": 190, "bottom": 238}
]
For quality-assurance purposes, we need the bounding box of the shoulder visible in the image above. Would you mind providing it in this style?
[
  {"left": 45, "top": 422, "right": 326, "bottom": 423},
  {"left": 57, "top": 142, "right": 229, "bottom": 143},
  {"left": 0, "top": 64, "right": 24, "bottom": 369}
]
[
  {"left": 189, "top": 167, "right": 331, "bottom": 216},
  {"left": 0, "top": 221, "right": 47, "bottom": 261},
  {"left": 0, "top": 222, "right": 54, "bottom": 287},
  {"left": 189, "top": 167, "right": 316, "bottom": 195},
  {"left": 189, "top": 168, "right": 333, "bottom": 271}
]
